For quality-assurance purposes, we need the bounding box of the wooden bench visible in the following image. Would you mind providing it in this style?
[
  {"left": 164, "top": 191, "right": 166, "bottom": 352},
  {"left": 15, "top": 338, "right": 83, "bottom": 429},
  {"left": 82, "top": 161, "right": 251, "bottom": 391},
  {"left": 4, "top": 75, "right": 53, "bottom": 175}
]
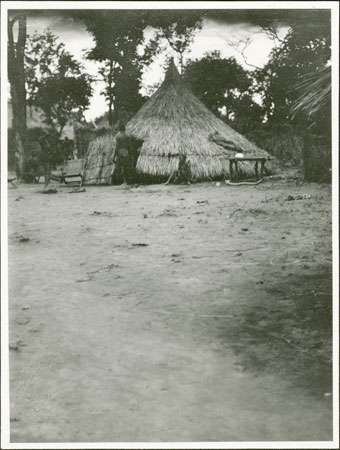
[{"left": 228, "top": 157, "right": 267, "bottom": 182}]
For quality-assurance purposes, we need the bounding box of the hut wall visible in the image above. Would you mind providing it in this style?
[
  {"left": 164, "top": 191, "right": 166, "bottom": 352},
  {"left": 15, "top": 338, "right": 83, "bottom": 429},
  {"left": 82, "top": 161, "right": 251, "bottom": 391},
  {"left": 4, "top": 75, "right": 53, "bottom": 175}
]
[{"left": 83, "top": 135, "right": 115, "bottom": 185}]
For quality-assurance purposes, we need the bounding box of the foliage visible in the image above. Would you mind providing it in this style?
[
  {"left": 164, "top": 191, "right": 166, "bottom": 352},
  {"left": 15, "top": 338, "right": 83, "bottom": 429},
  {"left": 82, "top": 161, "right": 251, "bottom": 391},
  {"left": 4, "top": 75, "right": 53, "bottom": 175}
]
[
  {"left": 253, "top": 22, "right": 331, "bottom": 181},
  {"left": 291, "top": 66, "right": 331, "bottom": 118},
  {"left": 74, "top": 125, "right": 111, "bottom": 158},
  {"left": 230, "top": 95, "right": 265, "bottom": 134},
  {"left": 290, "top": 66, "right": 331, "bottom": 135},
  {"left": 25, "top": 30, "right": 93, "bottom": 135},
  {"left": 8, "top": 126, "right": 61, "bottom": 175},
  {"left": 33, "top": 75, "right": 92, "bottom": 134},
  {"left": 79, "top": 11, "right": 148, "bottom": 125},
  {"left": 78, "top": 10, "right": 202, "bottom": 124},
  {"left": 183, "top": 51, "right": 261, "bottom": 122},
  {"left": 146, "top": 10, "right": 202, "bottom": 69},
  {"left": 255, "top": 25, "right": 331, "bottom": 125},
  {"left": 245, "top": 123, "right": 304, "bottom": 166},
  {"left": 181, "top": 21, "right": 331, "bottom": 181}
]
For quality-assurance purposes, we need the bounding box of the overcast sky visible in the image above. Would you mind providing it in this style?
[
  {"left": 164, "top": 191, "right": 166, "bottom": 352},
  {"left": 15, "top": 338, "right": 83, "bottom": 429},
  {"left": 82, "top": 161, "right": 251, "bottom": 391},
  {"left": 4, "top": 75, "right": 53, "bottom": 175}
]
[{"left": 15, "top": 11, "right": 290, "bottom": 121}]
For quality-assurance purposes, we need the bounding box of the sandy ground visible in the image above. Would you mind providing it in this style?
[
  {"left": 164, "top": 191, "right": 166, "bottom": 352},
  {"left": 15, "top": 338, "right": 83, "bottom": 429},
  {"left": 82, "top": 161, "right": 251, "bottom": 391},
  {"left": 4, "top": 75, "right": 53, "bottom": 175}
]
[{"left": 8, "top": 173, "right": 333, "bottom": 443}]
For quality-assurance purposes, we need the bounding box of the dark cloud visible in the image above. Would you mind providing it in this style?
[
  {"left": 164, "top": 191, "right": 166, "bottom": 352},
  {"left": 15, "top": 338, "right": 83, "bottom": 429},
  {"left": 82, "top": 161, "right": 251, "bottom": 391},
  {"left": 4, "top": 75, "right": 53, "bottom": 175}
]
[
  {"left": 9, "top": 8, "right": 331, "bottom": 24},
  {"left": 202, "top": 9, "right": 330, "bottom": 27},
  {"left": 8, "top": 10, "right": 86, "bottom": 34},
  {"left": 8, "top": 8, "right": 331, "bottom": 34}
]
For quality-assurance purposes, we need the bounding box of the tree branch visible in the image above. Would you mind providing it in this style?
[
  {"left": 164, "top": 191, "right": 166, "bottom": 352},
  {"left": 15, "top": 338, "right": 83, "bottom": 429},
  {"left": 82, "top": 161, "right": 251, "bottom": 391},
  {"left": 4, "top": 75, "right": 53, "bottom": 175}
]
[
  {"left": 228, "top": 37, "right": 262, "bottom": 70},
  {"left": 258, "top": 22, "right": 288, "bottom": 45}
]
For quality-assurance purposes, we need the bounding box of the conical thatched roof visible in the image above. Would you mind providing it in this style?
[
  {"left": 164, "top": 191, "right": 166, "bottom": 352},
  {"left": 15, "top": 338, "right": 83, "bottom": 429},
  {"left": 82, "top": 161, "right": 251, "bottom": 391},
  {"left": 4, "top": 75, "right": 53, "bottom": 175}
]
[
  {"left": 125, "top": 60, "right": 269, "bottom": 179},
  {"left": 83, "top": 60, "right": 271, "bottom": 184}
]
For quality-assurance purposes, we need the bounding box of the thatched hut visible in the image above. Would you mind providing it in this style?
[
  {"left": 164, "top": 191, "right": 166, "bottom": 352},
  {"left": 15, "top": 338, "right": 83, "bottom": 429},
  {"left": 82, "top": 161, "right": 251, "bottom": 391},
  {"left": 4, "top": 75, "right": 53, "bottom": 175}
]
[{"left": 83, "top": 60, "right": 270, "bottom": 184}]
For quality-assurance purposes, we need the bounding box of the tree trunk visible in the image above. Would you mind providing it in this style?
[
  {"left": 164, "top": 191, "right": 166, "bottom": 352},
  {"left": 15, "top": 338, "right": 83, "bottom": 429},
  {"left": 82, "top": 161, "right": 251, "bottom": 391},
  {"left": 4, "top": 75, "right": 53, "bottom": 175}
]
[
  {"left": 108, "top": 59, "right": 114, "bottom": 127},
  {"left": 8, "top": 15, "right": 27, "bottom": 181},
  {"left": 108, "top": 99, "right": 114, "bottom": 127}
]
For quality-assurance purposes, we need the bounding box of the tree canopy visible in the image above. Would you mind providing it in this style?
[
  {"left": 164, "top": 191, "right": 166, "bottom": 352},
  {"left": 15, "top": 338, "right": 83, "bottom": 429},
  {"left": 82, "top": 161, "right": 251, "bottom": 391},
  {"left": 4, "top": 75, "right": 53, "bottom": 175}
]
[
  {"left": 255, "top": 24, "right": 331, "bottom": 125},
  {"left": 183, "top": 51, "right": 253, "bottom": 117},
  {"left": 78, "top": 11, "right": 148, "bottom": 126},
  {"left": 182, "top": 51, "right": 265, "bottom": 136},
  {"left": 76, "top": 10, "right": 203, "bottom": 125},
  {"left": 25, "top": 30, "right": 93, "bottom": 136},
  {"left": 146, "top": 10, "right": 202, "bottom": 70}
]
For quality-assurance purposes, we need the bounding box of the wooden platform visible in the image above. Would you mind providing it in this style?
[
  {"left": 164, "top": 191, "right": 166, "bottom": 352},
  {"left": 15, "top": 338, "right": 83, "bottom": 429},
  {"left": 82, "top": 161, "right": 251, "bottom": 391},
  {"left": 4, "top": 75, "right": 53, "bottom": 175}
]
[{"left": 228, "top": 157, "right": 267, "bottom": 182}]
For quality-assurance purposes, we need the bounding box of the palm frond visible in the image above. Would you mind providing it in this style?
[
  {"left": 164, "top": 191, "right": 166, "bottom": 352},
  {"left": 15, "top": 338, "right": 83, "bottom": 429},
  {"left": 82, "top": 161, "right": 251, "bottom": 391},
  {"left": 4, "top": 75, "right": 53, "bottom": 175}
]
[{"left": 291, "top": 66, "right": 331, "bottom": 119}]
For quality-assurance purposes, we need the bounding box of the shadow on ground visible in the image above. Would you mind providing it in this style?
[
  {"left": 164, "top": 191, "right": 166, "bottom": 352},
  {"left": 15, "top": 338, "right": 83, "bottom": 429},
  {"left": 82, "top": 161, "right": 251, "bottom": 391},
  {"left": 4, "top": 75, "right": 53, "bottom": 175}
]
[{"left": 214, "top": 265, "right": 332, "bottom": 397}]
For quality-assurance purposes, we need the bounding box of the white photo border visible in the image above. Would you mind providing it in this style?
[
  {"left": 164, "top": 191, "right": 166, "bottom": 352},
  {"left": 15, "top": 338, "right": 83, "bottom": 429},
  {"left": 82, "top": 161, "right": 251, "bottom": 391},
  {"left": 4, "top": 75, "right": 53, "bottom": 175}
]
[{"left": 1, "top": 2, "right": 339, "bottom": 449}]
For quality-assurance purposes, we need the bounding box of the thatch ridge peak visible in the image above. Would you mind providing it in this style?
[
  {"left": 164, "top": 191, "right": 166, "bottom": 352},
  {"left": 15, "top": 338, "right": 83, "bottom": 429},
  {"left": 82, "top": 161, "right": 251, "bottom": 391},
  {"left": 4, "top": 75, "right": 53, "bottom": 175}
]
[{"left": 163, "top": 58, "right": 182, "bottom": 86}]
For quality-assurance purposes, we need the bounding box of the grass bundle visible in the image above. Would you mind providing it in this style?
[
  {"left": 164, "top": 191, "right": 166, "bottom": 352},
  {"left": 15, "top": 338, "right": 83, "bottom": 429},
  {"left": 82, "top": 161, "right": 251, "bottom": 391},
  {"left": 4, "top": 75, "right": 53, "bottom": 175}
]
[{"left": 83, "top": 134, "right": 116, "bottom": 185}]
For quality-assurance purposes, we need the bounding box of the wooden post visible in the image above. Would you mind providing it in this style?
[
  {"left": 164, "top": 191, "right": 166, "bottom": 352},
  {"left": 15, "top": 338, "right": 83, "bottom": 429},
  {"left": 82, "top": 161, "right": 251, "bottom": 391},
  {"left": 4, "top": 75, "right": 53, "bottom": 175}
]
[
  {"left": 229, "top": 160, "right": 233, "bottom": 181},
  {"left": 255, "top": 161, "right": 259, "bottom": 179},
  {"left": 260, "top": 159, "right": 265, "bottom": 178},
  {"left": 234, "top": 160, "right": 239, "bottom": 181}
]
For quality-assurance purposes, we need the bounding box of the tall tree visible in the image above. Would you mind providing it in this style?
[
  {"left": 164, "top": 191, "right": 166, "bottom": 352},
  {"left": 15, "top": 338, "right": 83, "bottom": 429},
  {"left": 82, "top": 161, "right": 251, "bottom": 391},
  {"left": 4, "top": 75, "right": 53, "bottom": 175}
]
[
  {"left": 8, "top": 15, "right": 27, "bottom": 180},
  {"left": 253, "top": 21, "right": 331, "bottom": 179},
  {"left": 25, "top": 30, "right": 93, "bottom": 136},
  {"left": 78, "top": 10, "right": 202, "bottom": 123},
  {"left": 183, "top": 51, "right": 254, "bottom": 119},
  {"left": 255, "top": 24, "right": 331, "bottom": 124},
  {"left": 147, "top": 10, "right": 202, "bottom": 70},
  {"left": 80, "top": 11, "right": 147, "bottom": 126}
]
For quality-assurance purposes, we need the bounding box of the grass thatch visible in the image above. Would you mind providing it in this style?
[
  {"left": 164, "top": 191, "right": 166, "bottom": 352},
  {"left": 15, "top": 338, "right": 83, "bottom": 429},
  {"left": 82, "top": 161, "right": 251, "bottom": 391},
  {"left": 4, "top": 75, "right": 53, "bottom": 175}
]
[
  {"left": 291, "top": 66, "right": 331, "bottom": 120},
  {"left": 126, "top": 60, "right": 271, "bottom": 179},
  {"left": 83, "top": 135, "right": 115, "bottom": 185},
  {"left": 83, "top": 61, "right": 272, "bottom": 183}
]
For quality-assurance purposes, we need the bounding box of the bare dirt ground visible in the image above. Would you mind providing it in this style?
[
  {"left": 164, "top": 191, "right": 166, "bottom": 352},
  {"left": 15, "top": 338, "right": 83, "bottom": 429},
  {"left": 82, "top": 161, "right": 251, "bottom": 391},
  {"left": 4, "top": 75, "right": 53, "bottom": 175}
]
[{"left": 8, "top": 172, "right": 333, "bottom": 443}]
